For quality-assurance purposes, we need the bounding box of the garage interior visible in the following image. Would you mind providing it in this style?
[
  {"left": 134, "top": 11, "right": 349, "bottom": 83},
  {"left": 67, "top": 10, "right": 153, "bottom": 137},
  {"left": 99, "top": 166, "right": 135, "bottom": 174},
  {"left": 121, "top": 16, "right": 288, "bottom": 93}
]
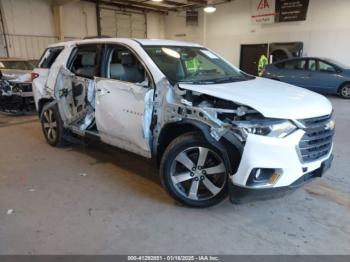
[{"left": 0, "top": 0, "right": 350, "bottom": 256}]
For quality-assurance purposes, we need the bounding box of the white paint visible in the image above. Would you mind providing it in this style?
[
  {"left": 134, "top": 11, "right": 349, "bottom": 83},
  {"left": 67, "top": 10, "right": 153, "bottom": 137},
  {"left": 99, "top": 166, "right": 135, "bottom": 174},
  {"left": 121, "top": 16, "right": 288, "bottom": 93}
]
[
  {"left": 164, "top": 0, "right": 350, "bottom": 66},
  {"left": 95, "top": 78, "right": 152, "bottom": 157},
  {"left": 179, "top": 77, "right": 332, "bottom": 119},
  {"left": 233, "top": 129, "right": 332, "bottom": 188},
  {"left": 33, "top": 38, "right": 335, "bottom": 194}
]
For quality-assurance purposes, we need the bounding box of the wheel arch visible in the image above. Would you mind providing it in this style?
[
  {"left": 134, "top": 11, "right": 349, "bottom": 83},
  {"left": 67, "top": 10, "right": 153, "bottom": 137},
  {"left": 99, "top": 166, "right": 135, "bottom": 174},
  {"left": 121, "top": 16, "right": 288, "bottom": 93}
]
[
  {"left": 155, "top": 120, "right": 242, "bottom": 174},
  {"left": 338, "top": 81, "right": 350, "bottom": 93},
  {"left": 37, "top": 98, "right": 54, "bottom": 117}
]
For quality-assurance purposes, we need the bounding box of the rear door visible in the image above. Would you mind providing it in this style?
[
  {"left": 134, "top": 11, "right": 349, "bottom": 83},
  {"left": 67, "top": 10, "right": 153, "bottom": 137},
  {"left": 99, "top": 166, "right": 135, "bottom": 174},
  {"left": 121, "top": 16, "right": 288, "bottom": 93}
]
[
  {"left": 306, "top": 59, "right": 343, "bottom": 93},
  {"left": 54, "top": 44, "right": 101, "bottom": 126}
]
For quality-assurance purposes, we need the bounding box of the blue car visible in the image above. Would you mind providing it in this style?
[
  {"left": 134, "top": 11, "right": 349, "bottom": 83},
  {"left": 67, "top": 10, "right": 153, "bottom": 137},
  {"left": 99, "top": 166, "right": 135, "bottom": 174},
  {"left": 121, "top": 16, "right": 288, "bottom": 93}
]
[{"left": 262, "top": 57, "right": 350, "bottom": 98}]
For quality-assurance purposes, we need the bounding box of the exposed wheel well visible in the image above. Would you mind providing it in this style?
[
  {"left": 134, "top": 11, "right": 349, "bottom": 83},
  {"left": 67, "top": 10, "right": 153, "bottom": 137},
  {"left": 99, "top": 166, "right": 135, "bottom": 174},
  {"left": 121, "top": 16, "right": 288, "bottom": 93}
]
[
  {"left": 156, "top": 123, "right": 201, "bottom": 166},
  {"left": 155, "top": 122, "right": 242, "bottom": 173},
  {"left": 37, "top": 98, "right": 54, "bottom": 117}
]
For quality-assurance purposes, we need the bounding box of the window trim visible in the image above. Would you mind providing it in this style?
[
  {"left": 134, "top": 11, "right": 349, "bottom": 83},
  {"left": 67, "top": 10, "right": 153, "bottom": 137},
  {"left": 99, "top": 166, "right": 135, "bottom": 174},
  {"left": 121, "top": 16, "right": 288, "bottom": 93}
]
[
  {"left": 282, "top": 58, "right": 307, "bottom": 71},
  {"left": 317, "top": 59, "right": 338, "bottom": 74},
  {"left": 102, "top": 43, "right": 154, "bottom": 88},
  {"left": 67, "top": 43, "right": 103, "bottom": 79},
  {"left": 38, "top": 46, "right": 64, "bottom": 69}
]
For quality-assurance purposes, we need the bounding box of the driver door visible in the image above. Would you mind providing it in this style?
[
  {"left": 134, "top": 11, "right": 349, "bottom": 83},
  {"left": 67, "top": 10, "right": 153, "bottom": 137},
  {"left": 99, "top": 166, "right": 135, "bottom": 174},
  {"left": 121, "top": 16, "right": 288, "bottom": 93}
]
[{"left": 95, "top": 44, "right": 154, "bottom": 158}]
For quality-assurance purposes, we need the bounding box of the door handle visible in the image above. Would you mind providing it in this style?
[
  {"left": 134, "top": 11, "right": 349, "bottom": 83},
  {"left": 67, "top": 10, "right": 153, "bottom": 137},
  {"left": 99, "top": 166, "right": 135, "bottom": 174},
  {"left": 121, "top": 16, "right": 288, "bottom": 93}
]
[{"left": 97, "top": 88, "right": 110, "bottom": 95}]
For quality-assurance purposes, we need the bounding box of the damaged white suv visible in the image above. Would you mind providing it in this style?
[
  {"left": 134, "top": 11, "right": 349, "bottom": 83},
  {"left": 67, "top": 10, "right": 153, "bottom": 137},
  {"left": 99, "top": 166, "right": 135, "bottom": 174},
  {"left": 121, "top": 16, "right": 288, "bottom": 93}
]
[{"left": 32, "top": 38, "right": 334, "bottom": 207}]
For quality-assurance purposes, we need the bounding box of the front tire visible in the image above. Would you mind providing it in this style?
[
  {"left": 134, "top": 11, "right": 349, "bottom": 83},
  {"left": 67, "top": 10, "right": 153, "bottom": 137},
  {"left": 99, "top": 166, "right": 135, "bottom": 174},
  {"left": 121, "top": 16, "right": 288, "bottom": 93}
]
[
  {"left": 40, "top": 103, "right": 68, "bottom": 147},
  {"left": 339, "top": 83, "right": 350, "bottom": 99},
  {"left": 160, "top": 133, "right": 228, "bottom": 208}
]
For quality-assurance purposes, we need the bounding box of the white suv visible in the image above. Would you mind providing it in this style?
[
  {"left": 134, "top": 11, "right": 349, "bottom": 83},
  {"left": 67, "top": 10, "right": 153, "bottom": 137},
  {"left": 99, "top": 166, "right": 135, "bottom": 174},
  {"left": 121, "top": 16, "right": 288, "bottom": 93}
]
[{"left": 32, "top": 38, "right": 335, "bottom": 207}]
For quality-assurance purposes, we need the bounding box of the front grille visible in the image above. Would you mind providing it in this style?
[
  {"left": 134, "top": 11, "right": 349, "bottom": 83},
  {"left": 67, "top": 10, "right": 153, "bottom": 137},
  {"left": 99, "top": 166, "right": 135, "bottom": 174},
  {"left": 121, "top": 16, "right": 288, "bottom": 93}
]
[{"left": 298, "top": 115, "right": 334, "bottom": 163}]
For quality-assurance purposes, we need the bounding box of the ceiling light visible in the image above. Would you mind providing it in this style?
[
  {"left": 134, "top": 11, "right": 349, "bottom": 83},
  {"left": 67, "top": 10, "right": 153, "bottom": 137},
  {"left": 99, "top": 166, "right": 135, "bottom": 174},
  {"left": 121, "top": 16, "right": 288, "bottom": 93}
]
[
  {"left": 204, "top": 5, "right": 216, "bottom": 13},
  {"left": 162, "top": 48, "right": 180, "bottom": 59},
  {"left": 151, "top": 0, "right": 163, "bottom": 2}
]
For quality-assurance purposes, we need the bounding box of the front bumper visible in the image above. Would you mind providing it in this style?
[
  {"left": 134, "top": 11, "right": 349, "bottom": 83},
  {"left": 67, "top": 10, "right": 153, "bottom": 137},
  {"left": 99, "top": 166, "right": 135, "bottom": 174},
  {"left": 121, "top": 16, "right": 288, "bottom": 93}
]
[{"left": 228, "top": 129, "right": 333, "bottom": 203}]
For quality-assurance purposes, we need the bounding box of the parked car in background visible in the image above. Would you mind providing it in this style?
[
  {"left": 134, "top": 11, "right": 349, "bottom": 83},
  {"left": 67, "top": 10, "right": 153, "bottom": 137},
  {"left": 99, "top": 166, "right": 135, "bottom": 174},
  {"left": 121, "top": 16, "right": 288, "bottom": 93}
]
[
  {"left": 0, "top": 58, "right": 34, "bottom": 81},
  {"left": 262, "top": 57, "right": 350, "bottom": 98},
  {"left": 0, "top": 58, "right": 35, "bottom": 113}
]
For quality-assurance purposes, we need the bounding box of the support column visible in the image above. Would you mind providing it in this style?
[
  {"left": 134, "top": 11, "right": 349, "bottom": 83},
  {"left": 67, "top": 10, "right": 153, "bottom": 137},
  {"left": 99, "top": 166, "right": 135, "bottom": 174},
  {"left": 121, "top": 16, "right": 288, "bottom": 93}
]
[
  {"left": 96, "top": 0, "right": 101, "bottom": 37},
  {"left": 53, "top": 5, "right": 64, "bottom": 41}
]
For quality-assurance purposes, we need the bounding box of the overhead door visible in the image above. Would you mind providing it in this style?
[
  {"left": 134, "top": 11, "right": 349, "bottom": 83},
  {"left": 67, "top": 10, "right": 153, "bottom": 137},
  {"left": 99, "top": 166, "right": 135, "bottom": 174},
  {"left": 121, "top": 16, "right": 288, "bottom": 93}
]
[{"left": 100, "top": 9, "right": 146, "bottom": 38}]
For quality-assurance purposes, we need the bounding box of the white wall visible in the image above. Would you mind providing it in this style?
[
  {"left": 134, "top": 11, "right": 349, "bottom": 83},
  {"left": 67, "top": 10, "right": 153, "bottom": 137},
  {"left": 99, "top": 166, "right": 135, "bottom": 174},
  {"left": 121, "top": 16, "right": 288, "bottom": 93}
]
[
  {"left": 0, "top": 0, "right": 97, "bottom": 58},
  {"left": 164, "top": 0, "right": 350, "bottom": 66}
]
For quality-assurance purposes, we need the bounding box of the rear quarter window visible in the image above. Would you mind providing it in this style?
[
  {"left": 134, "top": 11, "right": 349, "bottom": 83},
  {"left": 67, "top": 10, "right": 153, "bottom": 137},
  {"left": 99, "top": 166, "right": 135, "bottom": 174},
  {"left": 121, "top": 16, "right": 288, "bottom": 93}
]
[{"left": 38, "top": 47, "right": 64, "bottom": 69}]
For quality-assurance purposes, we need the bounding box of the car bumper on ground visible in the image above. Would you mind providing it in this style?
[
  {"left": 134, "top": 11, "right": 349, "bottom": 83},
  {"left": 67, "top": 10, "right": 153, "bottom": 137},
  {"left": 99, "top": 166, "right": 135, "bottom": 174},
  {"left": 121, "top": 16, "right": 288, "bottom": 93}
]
[{"left": 228, "top": 130, "right": 334, "bottom": 203}]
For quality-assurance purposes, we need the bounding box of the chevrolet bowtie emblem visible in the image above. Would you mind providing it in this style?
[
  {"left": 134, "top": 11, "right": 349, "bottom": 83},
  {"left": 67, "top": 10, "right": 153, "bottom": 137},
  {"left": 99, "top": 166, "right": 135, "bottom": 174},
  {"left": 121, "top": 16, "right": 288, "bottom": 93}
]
[{"left": 326, "top": 120, "right": 336, "bottom": 130}]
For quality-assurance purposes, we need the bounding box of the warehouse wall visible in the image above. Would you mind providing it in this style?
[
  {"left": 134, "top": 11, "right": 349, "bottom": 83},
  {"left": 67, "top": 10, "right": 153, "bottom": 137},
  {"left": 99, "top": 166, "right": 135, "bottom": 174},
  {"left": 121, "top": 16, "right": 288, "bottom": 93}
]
[
  {"left": 147, "top": 12, "right": 165, "bottom": 39},
  {"left": 164, "top": 0, "right": 350, "bottom": 66},
  {"left": 0, "top": 0, "right": 97, "bottom": 59}
]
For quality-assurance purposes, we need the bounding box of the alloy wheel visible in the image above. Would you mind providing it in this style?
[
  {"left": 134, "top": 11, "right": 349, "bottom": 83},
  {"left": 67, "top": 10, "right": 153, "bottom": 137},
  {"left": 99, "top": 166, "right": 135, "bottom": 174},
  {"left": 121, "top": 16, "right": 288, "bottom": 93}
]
[
  {"left": 170, "top": 147, "right": 227, "bottom": 201},
  {"left": 42, "top": 108, "right": 57, "bottom": 143},
  {"left": 341, "top": 85, "right": 350, "bottom": 98}
]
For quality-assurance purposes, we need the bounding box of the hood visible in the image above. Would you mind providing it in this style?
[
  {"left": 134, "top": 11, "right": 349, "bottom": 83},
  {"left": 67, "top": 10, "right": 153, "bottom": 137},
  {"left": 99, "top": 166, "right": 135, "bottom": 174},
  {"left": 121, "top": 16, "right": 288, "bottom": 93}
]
[{"left": 179, "top": 77, "right": 332, "bottom": 119}]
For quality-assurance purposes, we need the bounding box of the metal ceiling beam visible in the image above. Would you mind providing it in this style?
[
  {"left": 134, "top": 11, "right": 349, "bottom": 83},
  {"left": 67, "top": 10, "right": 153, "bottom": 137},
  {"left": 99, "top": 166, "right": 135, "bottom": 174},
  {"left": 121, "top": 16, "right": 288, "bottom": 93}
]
[
  {"left": 100, "top": 0, "right": 171, "bottom": 12},
  {"left": 53, "top": 0, "right": 80, "bottom": 6},
  {"left": 84, "top": 0, "right": 231, "bottom": 13},
  {"left": 114, "top": 0, "right": 173, "bottom": 11},
  {"left": 82, "top": 0, "right": 169, "bottom": 14}
]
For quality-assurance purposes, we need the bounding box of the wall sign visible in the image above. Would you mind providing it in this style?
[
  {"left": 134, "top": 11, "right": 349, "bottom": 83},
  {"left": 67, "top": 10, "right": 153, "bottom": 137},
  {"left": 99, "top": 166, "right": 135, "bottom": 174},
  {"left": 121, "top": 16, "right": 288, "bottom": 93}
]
[
  {"left": 275, "top": 0, "right": 310, "bottom": 22},
  {"left": 251, "top": 0, "right": 276, "bottom": 24},
  {"left": 251, "top": 0, "right": 309, "bottom": 24}
]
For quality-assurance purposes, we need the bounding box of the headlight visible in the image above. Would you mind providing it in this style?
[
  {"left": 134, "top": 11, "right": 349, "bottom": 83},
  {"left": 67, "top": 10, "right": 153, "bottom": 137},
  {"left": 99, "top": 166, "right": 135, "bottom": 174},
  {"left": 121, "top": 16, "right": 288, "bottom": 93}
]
[{"left": 236, "top": 119, "right": 297, "bottom": 138}]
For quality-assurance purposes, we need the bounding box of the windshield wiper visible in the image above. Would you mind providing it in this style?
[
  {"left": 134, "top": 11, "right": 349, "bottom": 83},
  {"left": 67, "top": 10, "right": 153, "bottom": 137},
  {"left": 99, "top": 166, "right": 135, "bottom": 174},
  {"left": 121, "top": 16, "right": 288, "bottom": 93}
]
[
  {"left": 178, "top": 80, "right": 216, "bottom": 84},
  {"left": 211, "top": 76, "right": 248, "bottom": 83}
]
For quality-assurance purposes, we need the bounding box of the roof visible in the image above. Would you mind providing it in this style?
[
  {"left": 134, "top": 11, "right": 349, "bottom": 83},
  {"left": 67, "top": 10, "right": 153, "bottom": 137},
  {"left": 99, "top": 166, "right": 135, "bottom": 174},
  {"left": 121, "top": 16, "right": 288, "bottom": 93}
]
[
  {"left": 134, "top": 39, "right": 202, "bottom": 47},
  {"left": 47, "top": 38, "right": 203, "bottom": 48}
]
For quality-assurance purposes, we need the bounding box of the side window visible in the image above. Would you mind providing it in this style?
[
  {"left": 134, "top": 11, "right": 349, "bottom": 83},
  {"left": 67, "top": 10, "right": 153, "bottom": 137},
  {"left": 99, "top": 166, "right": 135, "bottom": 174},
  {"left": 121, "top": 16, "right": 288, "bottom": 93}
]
[
  {"left": 275, "top": 62, "right": 285, "bottom": 69},
  {"left": 38, "top": 47, "right": 64, "bottom": 69},
  {"left": 284, "top": 59, "right": 306, "bottom": 70},
  {"left": 318, "top": 61, "right": 336, "bottom": 73},
  {"left": 106, "top": 45, "right": 148, "bottom": 85},
  {"left": 308, "top": 59, "right": 317, "bottom": 71},
  {"left": 69, "top": 45, "right": 100, "bottom": 79}
]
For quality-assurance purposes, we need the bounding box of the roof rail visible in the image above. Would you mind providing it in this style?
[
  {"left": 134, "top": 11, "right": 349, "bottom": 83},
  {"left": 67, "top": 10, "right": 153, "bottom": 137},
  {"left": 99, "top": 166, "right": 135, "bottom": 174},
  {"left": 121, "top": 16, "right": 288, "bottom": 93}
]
[{"left": 83, "top": 35, "right": 112, "bottom": 40}]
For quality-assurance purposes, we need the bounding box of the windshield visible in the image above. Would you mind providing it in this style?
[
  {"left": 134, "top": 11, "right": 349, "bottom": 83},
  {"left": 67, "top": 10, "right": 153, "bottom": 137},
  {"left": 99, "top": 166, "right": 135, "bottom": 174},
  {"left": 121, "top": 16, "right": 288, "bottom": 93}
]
[
  {"left": 144, "top": 46, "right": 252, "bottom": 84},
  {"left": 0, "top": 60, "right": 35, "bottom": 70}
]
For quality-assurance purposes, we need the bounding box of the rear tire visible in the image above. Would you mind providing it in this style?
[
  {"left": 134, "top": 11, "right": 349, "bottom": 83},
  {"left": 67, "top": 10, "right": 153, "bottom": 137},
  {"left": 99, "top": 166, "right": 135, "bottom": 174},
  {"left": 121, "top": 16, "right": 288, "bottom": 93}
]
[
  {"left": 160, "top": 133, "right": 229, "bottom": 208},
  {"left": 40, "top": 103, "right": 69, "bottom": 147},
  {"left": 339, "top": 83, "right": 350, "bottom": 99}
]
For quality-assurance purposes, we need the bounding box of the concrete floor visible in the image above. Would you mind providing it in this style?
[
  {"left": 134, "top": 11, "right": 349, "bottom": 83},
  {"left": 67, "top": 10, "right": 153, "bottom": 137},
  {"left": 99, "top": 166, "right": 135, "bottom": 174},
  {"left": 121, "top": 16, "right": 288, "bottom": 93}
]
[{"left": 0, "top": 96, "right": 349, "bottom": 255}]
